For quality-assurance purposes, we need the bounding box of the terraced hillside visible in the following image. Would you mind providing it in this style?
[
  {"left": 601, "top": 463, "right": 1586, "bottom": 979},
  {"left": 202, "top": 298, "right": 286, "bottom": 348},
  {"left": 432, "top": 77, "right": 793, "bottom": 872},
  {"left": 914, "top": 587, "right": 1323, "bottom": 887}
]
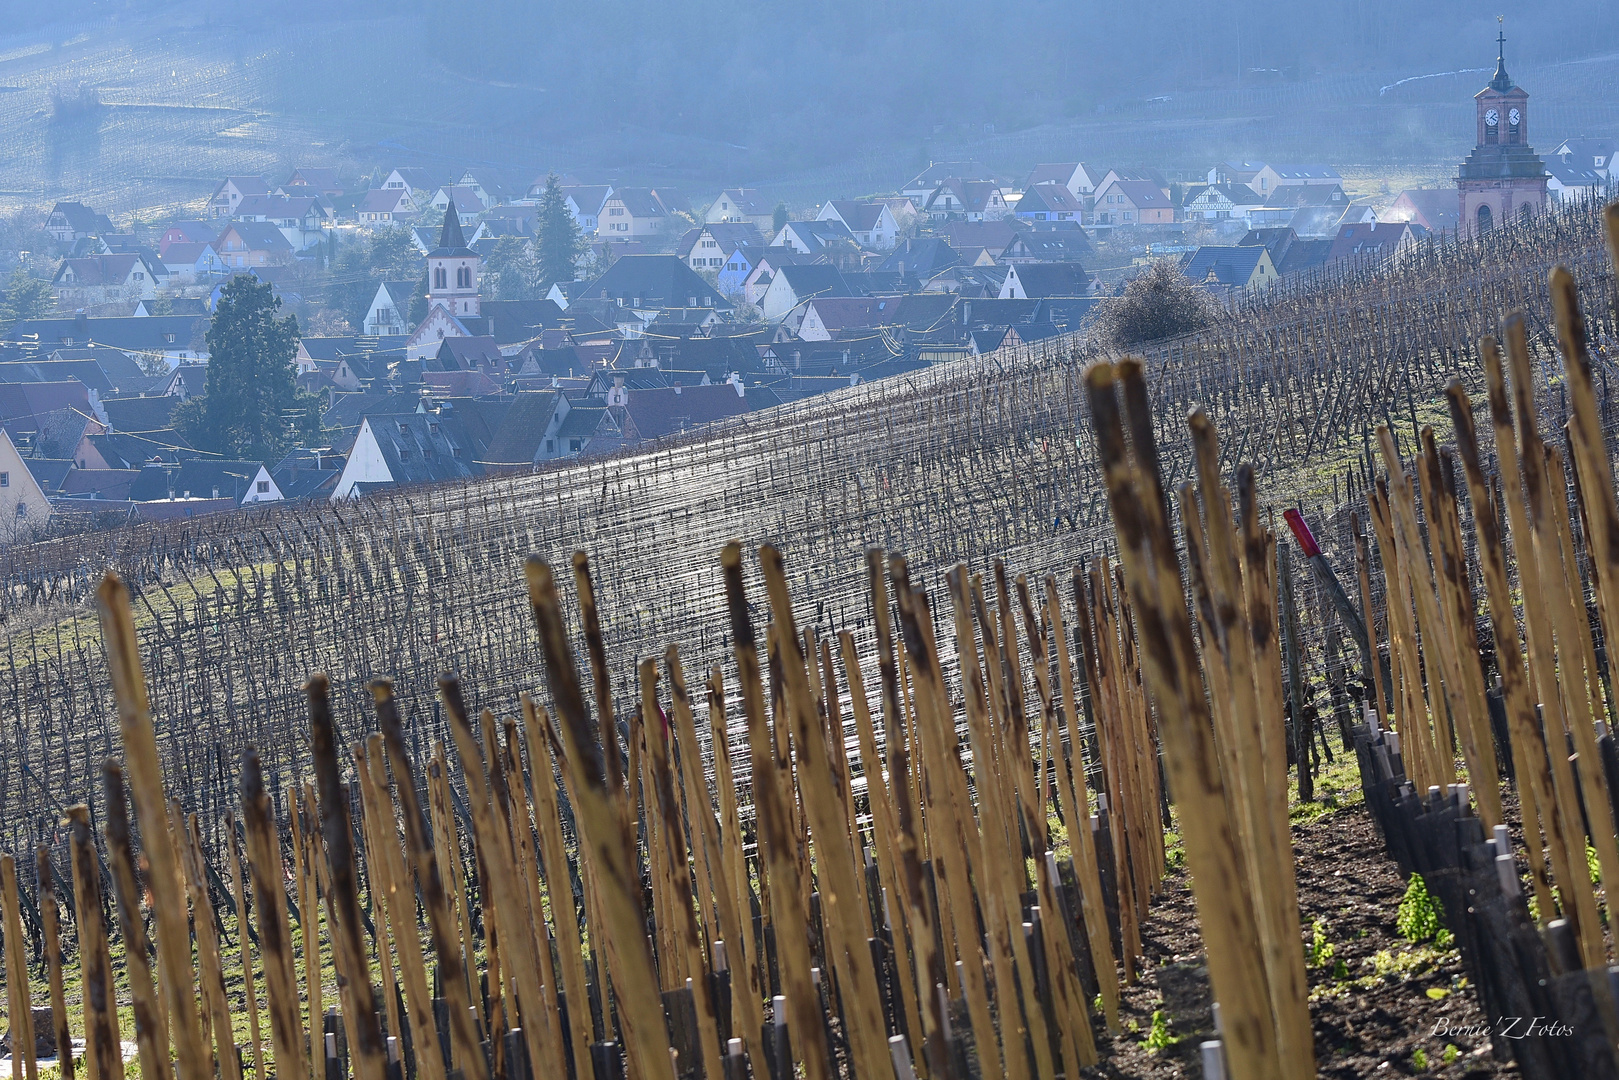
[{"left": 0, "top": 197, "right": 1613, "bottom": 847}]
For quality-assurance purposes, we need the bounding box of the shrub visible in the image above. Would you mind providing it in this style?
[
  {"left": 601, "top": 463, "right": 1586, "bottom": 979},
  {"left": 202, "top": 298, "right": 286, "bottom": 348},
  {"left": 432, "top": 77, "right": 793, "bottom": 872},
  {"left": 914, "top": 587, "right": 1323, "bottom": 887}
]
[
  {"left": 1088, "top": 260, "right": 1222, "bottom": 351},
  {"left": 1396, "top": 874, "right": 1451, "bottom": 946}
]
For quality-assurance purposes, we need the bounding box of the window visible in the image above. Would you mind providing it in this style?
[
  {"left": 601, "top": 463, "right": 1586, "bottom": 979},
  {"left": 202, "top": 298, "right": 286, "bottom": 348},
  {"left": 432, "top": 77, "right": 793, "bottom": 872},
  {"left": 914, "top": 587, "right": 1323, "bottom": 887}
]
[
  {"left": 14, "top": 504, "right": 23, "bottom": 519},
  {"left": 457, "top": 266, "right": 471, "bottom": 288},
  {"left": 435, "top": 267, "right": 447, "bottom": 289},
  {"left": 0, "top": 472, "right": 9, "bottom": 487},
  {"left": 569, "top": 439, "right": 582, "bottom": 452},
  {"left": 256, "top": 480, "right": 269, "bottom": 493}
]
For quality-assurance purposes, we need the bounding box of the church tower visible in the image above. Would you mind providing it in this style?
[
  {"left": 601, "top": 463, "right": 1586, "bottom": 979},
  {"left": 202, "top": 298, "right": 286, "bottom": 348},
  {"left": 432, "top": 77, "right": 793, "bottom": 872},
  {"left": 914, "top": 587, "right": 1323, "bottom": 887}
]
[
  {"left": 1458, "top": 21, "right": 1547, "bottom": 235},
  {"left": 426, "top": 198, "right": 481, "bottom": 319}
]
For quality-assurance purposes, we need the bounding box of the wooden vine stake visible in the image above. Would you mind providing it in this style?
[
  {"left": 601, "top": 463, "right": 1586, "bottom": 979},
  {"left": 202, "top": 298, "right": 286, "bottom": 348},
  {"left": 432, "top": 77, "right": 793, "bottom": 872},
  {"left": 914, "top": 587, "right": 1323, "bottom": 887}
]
[{"left": 1087, "top": 358, "right": 1307, "bottom": 1080}]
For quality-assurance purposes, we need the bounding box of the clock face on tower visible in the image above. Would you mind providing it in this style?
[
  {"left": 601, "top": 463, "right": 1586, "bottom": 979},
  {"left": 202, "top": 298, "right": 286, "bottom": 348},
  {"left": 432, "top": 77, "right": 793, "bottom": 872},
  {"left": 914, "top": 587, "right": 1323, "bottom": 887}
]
[
  {"left": 1485, "top": 109, "right": 1499, "bottom": 126},
  {"left": 1509, "top": 108, "right": 1520, "bottom": 125}
]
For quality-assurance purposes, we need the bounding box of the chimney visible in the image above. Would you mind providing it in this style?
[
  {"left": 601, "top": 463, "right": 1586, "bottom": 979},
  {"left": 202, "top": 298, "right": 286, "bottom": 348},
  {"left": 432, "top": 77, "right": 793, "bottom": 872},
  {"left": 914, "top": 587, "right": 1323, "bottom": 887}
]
[{"left": 673, "top": 382, "right": 682, "bottom": 395}]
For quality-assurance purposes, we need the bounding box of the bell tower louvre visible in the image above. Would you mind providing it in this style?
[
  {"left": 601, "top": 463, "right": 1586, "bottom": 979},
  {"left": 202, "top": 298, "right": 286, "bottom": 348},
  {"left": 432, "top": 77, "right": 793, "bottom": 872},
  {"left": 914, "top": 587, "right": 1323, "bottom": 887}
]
[{"left": 1458, "top": 19, "right": 1547, "bottom": 236}]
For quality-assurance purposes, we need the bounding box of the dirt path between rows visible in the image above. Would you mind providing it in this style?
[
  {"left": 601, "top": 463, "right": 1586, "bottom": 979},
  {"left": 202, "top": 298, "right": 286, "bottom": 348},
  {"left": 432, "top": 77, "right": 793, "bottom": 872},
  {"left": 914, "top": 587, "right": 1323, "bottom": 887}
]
[{"left": 1089, "top": 800, "right": 1520, "bottom": 1078}]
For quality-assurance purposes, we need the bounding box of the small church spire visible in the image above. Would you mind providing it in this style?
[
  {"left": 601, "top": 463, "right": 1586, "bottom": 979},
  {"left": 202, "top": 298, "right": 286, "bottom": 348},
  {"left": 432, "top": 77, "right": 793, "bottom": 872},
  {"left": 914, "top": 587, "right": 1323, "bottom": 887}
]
[
  {"left": 1491, "top": 16, "right": 1513, "bottom": 92},
  {"left": 437, "top": 196, "right": 468, "bottom": 251}
]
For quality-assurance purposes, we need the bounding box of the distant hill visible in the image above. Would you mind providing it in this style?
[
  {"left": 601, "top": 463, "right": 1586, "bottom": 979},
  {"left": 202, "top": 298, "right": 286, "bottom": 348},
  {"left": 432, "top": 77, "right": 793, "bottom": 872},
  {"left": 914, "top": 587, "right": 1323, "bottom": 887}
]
[{"left": 0, "top": 2, "right": 1616, "bottom": 216}]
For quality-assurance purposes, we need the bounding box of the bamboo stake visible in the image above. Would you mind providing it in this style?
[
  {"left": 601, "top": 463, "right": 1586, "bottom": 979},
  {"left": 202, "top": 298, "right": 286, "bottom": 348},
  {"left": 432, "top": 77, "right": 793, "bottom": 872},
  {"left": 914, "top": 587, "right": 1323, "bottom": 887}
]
[
  {"left": 102, "top": 763, "right": 176, "bottom": 1080},
  {"left": 639, "top": 660, "right": 725, "bottom": 1080},
  {"left": 716, "top": 544, "right": 833, "bottom": 1080},
  {"left": 68, "top": 806, "right": 123, "bottom": 1080},
  {"left": 357, "top": 735, "right": 447, "bottom": 1080},
  {"left": 181, "top": 813, "right": 244, "bottom": 1080},
  {"left": 519, "top": 698, "right": 596, "bottom": 1080},
  {"left": 369, "top": 680, "right": 488, "bottom": 1080},
  {"left": 667, "top": 648, "right": 765, "bottom": 1058},
  {"left": 2, "top": 853, "right": 38, "bottom": 1080},
  {"left": 1087, "top": 360, "right": 1287, "bottom": 1080},
  {"left": 525, "top": 557, "right": 677, "bottom": 1080},
  {"left": 225, "top": 816, "right": 267, "bottom": 1080},
  {"left": 240, "top": 751, "right": 312, "bottom": 1080},
  {"left": 288, "top": 785, "right": 322, "bottom": 1080},
  {"left": 440, "top": 683, "right": 550, "bottom": 1080},
  {"left": 1047, "top": 573, "right": 1120, "bottom": 1030},
  {"left": 34, "top": 848, "right": 72, "bottom": 1080},
  {"left": 95, "top": 572, "right": 211, "bottom": 1080},
  {"left": 1499, "top": 319, "right": 1607, "bottom": 957}
]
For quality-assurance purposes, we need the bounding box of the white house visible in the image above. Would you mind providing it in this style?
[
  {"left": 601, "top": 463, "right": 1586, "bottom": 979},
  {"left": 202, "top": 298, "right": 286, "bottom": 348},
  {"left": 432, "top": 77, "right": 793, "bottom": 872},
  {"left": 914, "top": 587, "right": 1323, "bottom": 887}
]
[
  {"left": 364, "top": 281, "right": 417, "bottom": 336},
  {"left": 52, "top": 254, "right": 161, "bottom": 307},
  {"left": 0, "top": 430, "right": 52, "bottom": 542},
  {"left": 357, "top": 188, "right": 416, "bottom": 228},
  {"left": 240, "top": 465, "right": 284, "bottom": 504},
  {"left": 160, "top": 243, "right": 226, "bottom": 284},
  {"left": 816, "top": 201, "right": 900, "bottom": 249}
]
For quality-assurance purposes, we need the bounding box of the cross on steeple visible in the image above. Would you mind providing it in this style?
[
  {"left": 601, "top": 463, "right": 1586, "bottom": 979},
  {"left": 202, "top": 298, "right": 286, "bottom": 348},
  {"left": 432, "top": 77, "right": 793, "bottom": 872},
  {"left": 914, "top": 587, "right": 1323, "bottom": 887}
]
[{"left": 1490, "top": 16, "right": 1513, "bottom": 92}]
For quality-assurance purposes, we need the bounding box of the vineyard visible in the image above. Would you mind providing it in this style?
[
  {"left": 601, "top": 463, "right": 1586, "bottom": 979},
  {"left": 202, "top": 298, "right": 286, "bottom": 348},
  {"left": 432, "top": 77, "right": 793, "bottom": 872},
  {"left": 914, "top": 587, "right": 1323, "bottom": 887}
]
[{"left": 0, "top": 197, "right": 1617, "bottom": 1079}]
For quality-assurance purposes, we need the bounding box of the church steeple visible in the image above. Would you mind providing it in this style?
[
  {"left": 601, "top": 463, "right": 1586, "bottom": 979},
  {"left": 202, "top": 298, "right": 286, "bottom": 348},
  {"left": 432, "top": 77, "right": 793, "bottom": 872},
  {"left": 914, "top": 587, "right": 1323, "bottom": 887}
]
[
  {"left": 436, "top": 197, "right": 470, "bottom": 253},
  {"left": 1490, "top": 17, "right": 1513, "bottom": 92}
]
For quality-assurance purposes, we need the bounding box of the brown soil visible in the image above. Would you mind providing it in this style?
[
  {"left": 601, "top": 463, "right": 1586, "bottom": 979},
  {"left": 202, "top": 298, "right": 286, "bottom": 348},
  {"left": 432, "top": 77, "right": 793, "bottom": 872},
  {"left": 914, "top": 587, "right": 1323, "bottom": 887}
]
[{"left": 1087, "top": 800, "right": 1521, "bottom": 1079}]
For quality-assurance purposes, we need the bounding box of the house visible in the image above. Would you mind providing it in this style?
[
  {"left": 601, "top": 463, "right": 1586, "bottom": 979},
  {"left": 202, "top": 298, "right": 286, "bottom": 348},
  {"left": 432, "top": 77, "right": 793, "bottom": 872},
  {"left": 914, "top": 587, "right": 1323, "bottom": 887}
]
[
  {"left": 1013, "top": 184, "right": 1085, "bottom": 222},
  {"left": 559, "top": 186, "right": 612, "bottom": 233},
  {"left": 902, "top": 161, "right": 999, "bottom": 201},
  {"left": 481, "top": 391, "right": 570, "bottom": 470},
  {"left": 430, "top": 187, "right": 486, "bottom": 227},
  {"left": 794, "top": 295, "right": 950, "bottom": 342},
  {"left": 758, "top": 264, "right": 852, "bottom": 323},
  {"left": 157, "top": 222, "right": 216, "bottom": 253},
  {"left": 923, "top": 180, "right": 1009, "bottom": 222},
  {"left": 364, "top": 281, "right": 417, "bottom": 337},
  {"left": 0, "top": 430, "right": 52, "bottom": 540},
  {"left": 998, "top": 262, "right": 1095, "bottom": 299},
  {"left": 677, "top": 222, "right": 765, "bottom": 273},
  {"left": 1237, "top": 228, "right": 1334, "bottom": 278},
  {"left": 1180, "top": 246, "right": 1279, "bottom": 291},
  {"left": 1383, "top": 189, "right": 1462, "bottom": 234},
  {"left": 282, "top": 167, "right": 344, "bottom": 197},
  {"left": 381, "top": 168, "right": 440, "bottom": 194},
  {"left": 1325, "top": 222, "right": 1427, "bottom": 265},
  {"left": 128, "top": 459, "right": 283, "bottom": 505},
  {"left": 10, "top": 314, "right": 208, "bottom": 365},
  {"left": 207, "top": 176, "right": 271, "bottom": 220},
  {"left": 615, "top": 382, "right": 755, "bottom": 441},
  {"left": 580, "top": 255, "right": 732, "bottom": 312},
  {"left": 160, "top": 243, "right": 226, "bottom": 283},
  {"left": 1207, "top": 162, "right": 1340, "bottom": 197},
  {"left": 358, "top": 188, "right": 417, "bottom": 227},
  {"left": 232, "top": 193, "right": 332, "bottom": 251},
  {"left": 331, "top": 412, "right": 488, "bottom": 499},
  {"left": 45, "top": 202, "right": 115, "bottom": 244},
  {"left": 877, "top": 238, "right": 961, "bottom": 278},
  {"left": 1546, "top": 156, "right": 1609, "bottom": 203},
  {"left": 935, "top": 221, "right": 1020, "bottom": 262},
  {"left": 214, "top": 222, "right": 295, "bottom": 268},
  {"left": 817, "top": 202, "right": 900, "bottom": 249},
  {"left": 599, "top": 188, "right": 674, "bottom": 238},
  {"left": 51, "top": 254, "right": 162, "bottom": 307},
  {"left": 1183, "top": 183, "right": 1267, "bottom": 223},
  {"left": 771, "top": 219, "right": 860, "bottom": 255},
  {"left": 270, "top": 449, "right": 345, "bottom": 500},
  {"left": 1092, "top": 180, "right": 1175, "bottom": 225},
  {"left": 1022, "top": 164, "right": 1105, "bottom": 203},
  {"left": 706, "top": 189, "right": 777, "bottom": 233},
  {"left": 1097, "top": 168, "right": 1172, "bottom": 198},
  {"left": 999, "top": 226, "right": 1096, "bottom": 265},
  {"left": 1547, "top": 138, "right": 1617, "bottom": 181}
]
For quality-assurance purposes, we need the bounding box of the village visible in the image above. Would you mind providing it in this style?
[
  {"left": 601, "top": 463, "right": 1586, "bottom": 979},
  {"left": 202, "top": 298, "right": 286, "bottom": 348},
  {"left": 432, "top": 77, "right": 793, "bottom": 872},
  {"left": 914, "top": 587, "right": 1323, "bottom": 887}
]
[{"left": 0, "top": 45, "right": 1610, "bottom": 537}]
